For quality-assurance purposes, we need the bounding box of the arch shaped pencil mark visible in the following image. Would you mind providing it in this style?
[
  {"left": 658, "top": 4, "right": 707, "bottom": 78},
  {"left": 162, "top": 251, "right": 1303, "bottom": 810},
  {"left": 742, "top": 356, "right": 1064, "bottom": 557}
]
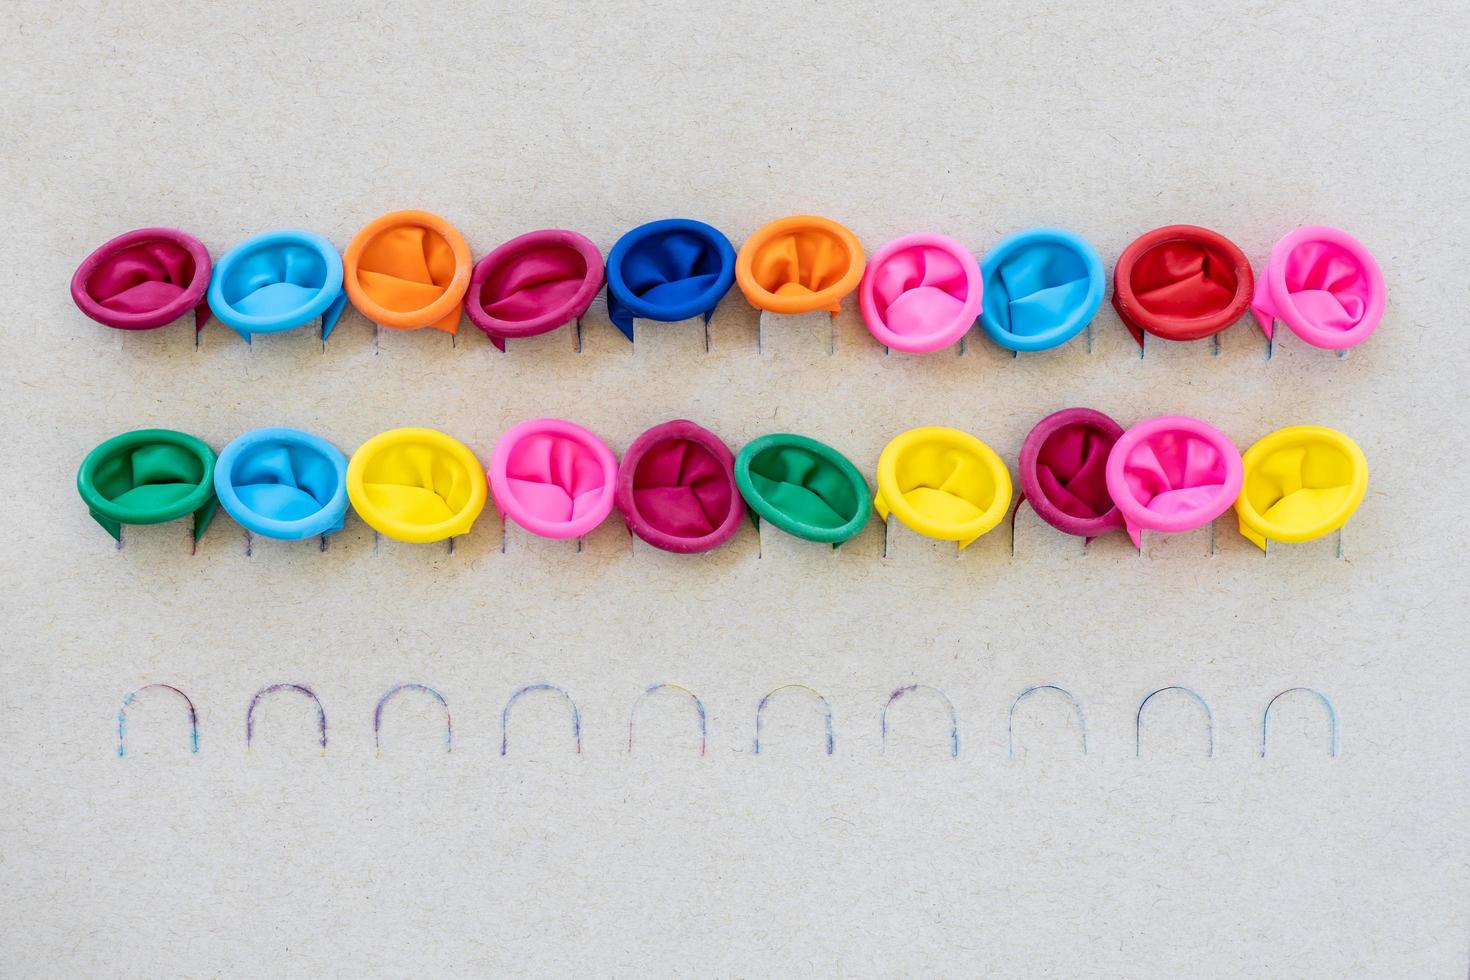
[
  {"left": 881, "top": 685, "right": 959, "bottom": 758},
  {"left": 246, "top": 684, "right": 327, "bottom": 753},
  {"left": 374, "top": 683, "right": 452, "bottom": 756},
  {"left": 501, "top": 683, "right": 582, "bottom": 757},
  {"left": 1135, "top": 686, "right": 1213, "bottom": 759},
  {"left": 117, "top": 683, "right": 199, "bottom": 758},
  {"left": 754, "top": 684, "right": 834, "bottom": 756},
  {"left": 1008, "top": 684, "right": 1088, "bottom": 758},
  {"left": 1261, "top": 687, "right": 1338, "bottom": 758},
  {"left": 628, "top": 683, "right": 707, "bottom": 756}
]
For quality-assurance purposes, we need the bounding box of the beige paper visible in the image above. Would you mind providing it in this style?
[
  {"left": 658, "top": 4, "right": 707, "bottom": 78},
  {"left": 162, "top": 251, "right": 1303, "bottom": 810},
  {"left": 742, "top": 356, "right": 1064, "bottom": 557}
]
[{"left": 1, "top": 1, "right": 1466, "bottom": 976}]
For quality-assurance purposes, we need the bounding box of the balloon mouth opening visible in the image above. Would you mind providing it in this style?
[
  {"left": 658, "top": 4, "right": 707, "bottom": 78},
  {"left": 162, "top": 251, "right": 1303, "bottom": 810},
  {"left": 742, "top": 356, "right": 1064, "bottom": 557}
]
[
  {"left": 860, "top": 234, "right": 981, "bottom": 352},
  {"left": 344, "top": 212, "right": 470, "bottom": 325},
  {"left": 492, "top": 422, "right": 617, "bottom": 537},
  {"left": 72, "top": 229, "right": 211, "bottom": 328},
  {"left": 220, "top": 434, "right": 345, "bottom": 530},
  {"left": 739, "top": 437, "right": 868, "bottom": 540},
  {"left": 1115, "top": 227, "right": 1252, "bottom": 339},
  {"left": 479, "top": 243, "right": 593, "bottom": 323},
  {"left": 1106, "top": 421, "right": 1243, "bottom": 534},
  {"left": 211, "top": 234, "right": 340, "bottom": 329},
  {"left": 609, "top": 223, "right": 734, "bottom": 318},
  {"left": 79, "top": 431, "right": 215, "bottom": 519},
  {"left": 981, "top": 229, "right": 1102, "bottom": 349},
  {"left": 880, "top": 432, "right": 1008, "bottom": 537},
  {"left": 739, "top": 218, "right": 864, "bottom": 312},
  {"left": 469, "top": 234, "right": 602, "bottom": 336},
  {"left": 1020, "top": 412, "right": 1124, "bottom": 534},
  {"left": 632, "top": 438, "right": 731, "bottom": 537},
  {"left": 1236, "top": 430, "right": 1367, "bottom": 538},
  {"left": 349, "top": 431, "right": 483, "bottom": 536},
  {"left": 1275, "top": 232, "right": 1380, "bottom": 339},
  {"left": 619, "top": 422, "right": 740, "bottom": 552}
]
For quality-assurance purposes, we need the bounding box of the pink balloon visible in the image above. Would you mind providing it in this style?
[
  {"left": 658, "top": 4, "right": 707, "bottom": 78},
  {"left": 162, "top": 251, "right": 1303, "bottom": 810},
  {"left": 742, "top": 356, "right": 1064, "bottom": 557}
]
[
  {"left": 1105, "top": 416, "right": 1243, "bottom": 548},
  {"left": 488, "top": 419, "right": 617, "bottom": 539},
  {"left": 859, "top": 233, "right": 982, "bottom": 353},
  {"left": 1251, "top": 226, "right": 1385, "bottom": 350}
]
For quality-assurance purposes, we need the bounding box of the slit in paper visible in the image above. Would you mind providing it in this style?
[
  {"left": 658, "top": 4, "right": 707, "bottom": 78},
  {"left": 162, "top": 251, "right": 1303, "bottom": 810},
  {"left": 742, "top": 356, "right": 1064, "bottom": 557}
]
[
  {"left": 374, "top": 683, "right": 452, "bottom": 756},
  {"left": 627, "top": 683, "right": 707, "bottom": 757},
  {"left": 881, "top": 684, "right": 959, "bottom": 758},
  {"left": 753, "top": 684, "right": 834, "bottom": 756},
  {"left": 1261, "top": 687, "right": 1337, "bottom": 758},
  {"left": 245, "top": 683, "right": 327, "bottom": 754},
  {"left": 1135, "top": 686, "right": 1213, "bottom": 759},
  {"left": 501, "top": 683, "right": 582, "bottom": 756},
  {"left": 1008, "top": 684, "right": 1088, "bottom": 758},
  {"left": 117, "top": 684, "right": 199, "bottom": 758}
]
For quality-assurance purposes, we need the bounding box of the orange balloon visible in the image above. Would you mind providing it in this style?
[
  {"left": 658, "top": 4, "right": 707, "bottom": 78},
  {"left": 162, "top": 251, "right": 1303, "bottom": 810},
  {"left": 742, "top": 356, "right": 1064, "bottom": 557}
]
[
  {"left": 343, "top": 210, "right": 471, "bottom": 333},
  {"left": 736, "top": 215, "right": 865, "bottom": 314}
]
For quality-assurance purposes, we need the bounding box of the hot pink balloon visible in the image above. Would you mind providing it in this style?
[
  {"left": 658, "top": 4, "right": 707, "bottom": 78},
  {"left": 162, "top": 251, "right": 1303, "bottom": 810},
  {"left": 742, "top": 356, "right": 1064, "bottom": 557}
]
[
  {"left": 1251, "top": 226, "right": 1385, "bottom": 350},
  {"left": 859, "top": 233, "right": 982, "bottom": 353},
  {"left": 1105, "top": 416, "right": 1243, "bottom": 548},
  {"left": 488, "top": 418, "right": 618, "bottom": 539}
]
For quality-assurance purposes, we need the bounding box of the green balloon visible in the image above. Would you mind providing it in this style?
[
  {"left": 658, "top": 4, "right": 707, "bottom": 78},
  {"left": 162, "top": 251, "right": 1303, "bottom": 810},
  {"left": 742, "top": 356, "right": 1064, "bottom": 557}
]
[
  {"left": 735, "top": 433, "right": 871, "bottom": 546},
  {"left": 77, "top": 429, "right": 218, "bottom": 541}
]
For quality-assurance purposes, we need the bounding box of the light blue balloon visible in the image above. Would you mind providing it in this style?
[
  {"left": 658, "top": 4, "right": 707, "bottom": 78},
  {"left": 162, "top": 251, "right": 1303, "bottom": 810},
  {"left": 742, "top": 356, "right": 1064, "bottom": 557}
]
[
  {"left": 979, "top": 227, "right": 1103, "bottom": 352},
  {"left": 207, "top": 229, "right": 347, "bottom": 341},
  {"left": 214, "top": 427, "right": 348, "bottom": 540}
]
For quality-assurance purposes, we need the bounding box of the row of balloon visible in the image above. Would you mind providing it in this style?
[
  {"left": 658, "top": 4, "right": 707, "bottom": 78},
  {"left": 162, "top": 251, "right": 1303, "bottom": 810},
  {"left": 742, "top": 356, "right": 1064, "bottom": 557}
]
[
  {"left": 78, "top": 413, "right": 1367, "bottom": 554},
  {"left": 72, "top": 215, "right": 1383, "bottom": 354}
]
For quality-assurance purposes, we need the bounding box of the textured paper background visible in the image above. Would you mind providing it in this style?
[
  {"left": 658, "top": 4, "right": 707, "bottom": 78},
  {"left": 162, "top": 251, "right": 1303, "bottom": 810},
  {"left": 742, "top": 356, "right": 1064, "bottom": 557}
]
[{"left": 2, "top": 1, "right": 1467, "bottom": 977}]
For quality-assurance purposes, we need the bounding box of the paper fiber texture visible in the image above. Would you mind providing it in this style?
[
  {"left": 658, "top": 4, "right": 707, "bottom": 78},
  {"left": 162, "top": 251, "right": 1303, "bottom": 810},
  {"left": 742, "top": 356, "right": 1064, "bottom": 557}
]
[{"left": 0, "top": 1, "right": 1466, "bottom": 977}]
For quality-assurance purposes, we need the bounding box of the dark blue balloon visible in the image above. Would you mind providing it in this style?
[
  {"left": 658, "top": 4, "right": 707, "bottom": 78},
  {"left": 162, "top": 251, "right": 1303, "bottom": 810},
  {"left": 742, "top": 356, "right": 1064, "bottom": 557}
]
[{"left": 605, "top": 219, "right": 736, "bottom": 340}]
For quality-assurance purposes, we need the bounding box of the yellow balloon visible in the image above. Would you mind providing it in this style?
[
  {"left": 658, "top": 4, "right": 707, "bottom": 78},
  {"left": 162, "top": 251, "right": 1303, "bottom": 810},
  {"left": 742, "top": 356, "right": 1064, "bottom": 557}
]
[
  {"left": 347, "top": 428, "right": 487, "bottom": 543},
  {"left": 874, "top": 426, "right": 1012, "bottom": 549},
  {"left": 1234, "top": 426, "right": 1367, "bottom": 550}
]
